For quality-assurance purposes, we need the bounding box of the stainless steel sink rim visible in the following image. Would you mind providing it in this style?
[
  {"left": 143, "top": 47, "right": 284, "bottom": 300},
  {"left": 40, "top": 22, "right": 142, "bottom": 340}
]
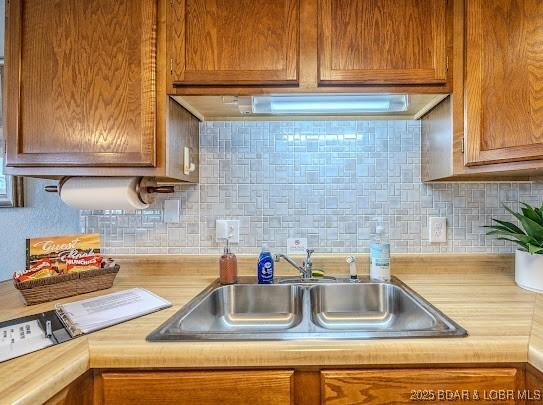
[{"left": 147, "top": 276, "right": 468, "bottom": 341}]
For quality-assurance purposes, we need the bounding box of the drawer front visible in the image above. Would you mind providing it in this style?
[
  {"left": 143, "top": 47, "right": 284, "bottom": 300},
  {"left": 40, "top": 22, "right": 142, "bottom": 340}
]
[
  {"left": 99, "top": 370, "right": 294, "bottom": 405},
  {"left": 322, "top": 368, "right": 521, "bottom": 405}
]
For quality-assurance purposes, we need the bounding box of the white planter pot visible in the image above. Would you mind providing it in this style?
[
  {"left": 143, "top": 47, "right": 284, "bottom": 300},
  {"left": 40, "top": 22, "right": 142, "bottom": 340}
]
[{"left": 515, "top": 249, "right": 543, "bottom": 293}]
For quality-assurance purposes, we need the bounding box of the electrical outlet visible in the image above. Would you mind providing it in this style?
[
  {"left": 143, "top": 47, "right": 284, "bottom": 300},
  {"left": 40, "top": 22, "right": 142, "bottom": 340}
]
[
  {"left": 163, "top": 200, "right": 180, "bottom": 224},
  {"left": 429, "top": 217, "right": 447, "bottom": 243},
  {"left": 215, "top": 219, "right": 240, "bottom": 243}
]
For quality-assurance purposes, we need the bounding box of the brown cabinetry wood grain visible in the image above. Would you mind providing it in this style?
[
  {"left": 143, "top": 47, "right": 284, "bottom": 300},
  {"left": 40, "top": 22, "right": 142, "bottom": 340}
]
[
  {"left": 97, "top": 370, "right": 294, "bottom": 405},
  {"left": 526, "top": 364, "right": 543, "bottom": 398},
  {"left": 44, "top": 371, "right": 93, "bottom": 405},
  {"left": 94, "top": 368, "right": 526, "bottom": 405},
  {"left": 169, "top": 0, "right": 299, "bottom": 86},
  {"left": 322, "top": 368, "right": 522, "bottom": 405},
  {"left": 4, "top": 0, "right": 200, "bottom": 182},
  {"left": 422, "top": 0, "right": 543, "bottom": 181},
  {"left": 318, "top": 0, "right": 448, "bottom": 85},
  {"left": 166, "top": 98, "right": 199, "bottom": 183},
  {"left": 5, "top": 0, "right": 157, "bottom": 168},
  {"left": 465, "top": 0, "right": 543, "bottom": 166}
]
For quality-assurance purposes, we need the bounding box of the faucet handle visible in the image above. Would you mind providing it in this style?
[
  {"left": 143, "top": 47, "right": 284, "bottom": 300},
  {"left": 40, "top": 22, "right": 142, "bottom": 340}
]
[
  {"left": 346, "top": 256, "right": 358, "bottom": 280},
  {"left": 273, "top": 254, "right": 281, "bottom": 262},
  {"left": 305, "top": 249, "right": 314, "bottom": 259}
]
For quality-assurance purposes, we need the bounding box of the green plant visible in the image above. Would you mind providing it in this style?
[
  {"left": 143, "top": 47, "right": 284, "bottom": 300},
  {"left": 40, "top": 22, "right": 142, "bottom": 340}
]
[{"left": 486, "top": 203, "right": 543, "bottom": 254}]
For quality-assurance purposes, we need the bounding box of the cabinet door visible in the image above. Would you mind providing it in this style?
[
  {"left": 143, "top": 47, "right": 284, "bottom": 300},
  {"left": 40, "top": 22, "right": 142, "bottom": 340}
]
[
  {"left": 322, "top": 368, "right": 521, "bottom": 405},
  {"left": 318, "top": 0, "right": 448, "bottom": 85},
  {"left": 465, "top": 0, "right": 543, "bottom": 166},
  {"left": 169, "top": 0, "right": 299, "bottom": 85},
  {"left": 98, "top": 371, "right": 294, "bottom": 405},
  {"left": 5, "top": 0, "right": 156, "bottom": 168}
]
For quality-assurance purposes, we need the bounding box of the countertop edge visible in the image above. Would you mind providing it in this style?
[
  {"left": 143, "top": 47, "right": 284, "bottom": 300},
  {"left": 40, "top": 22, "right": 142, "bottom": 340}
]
[
  {"left": 3, "top": 337, "right": 535, "bottom": 404},
  {"left": 6, "top": 339, "right": 89, "bottom": 405}
]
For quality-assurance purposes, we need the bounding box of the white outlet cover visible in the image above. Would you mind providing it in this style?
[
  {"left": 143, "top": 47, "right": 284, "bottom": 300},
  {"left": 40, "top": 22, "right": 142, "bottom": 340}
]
[
  {"left": 216, "top": 219, "right": 240, "bottom": 244},
  {"left": 163, "top": 200, "right": 180, "bottom": 224},
  {"left": 429, "top": 217, "right": 447, "bottom": 243},
  {"left": 287, "top": 238, "right": 307, "bottom": 255}
]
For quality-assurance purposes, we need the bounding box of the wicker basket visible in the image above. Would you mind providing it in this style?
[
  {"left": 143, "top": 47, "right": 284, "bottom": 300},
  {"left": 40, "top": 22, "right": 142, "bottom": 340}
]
[{"left": 13, "top": 264, "right": 120, "bottom": 305}]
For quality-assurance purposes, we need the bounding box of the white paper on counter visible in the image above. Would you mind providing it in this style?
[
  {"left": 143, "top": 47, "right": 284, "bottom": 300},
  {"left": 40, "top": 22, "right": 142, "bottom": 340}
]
[
  {"left": 0, "top": 320, "right": 54, "bottom": 363},
  {"left": 57, "top": 288, "right": 171, "bottom": 335}
]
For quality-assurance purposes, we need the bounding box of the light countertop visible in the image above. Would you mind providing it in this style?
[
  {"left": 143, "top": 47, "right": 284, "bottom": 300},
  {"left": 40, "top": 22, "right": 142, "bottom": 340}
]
[{"left": 0, "top": 254, "right": 538, "bottom": 404}]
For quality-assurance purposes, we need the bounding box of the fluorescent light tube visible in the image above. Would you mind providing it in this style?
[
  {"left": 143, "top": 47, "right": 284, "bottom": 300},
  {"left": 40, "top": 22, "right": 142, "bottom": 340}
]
[{"left": 238, "top": 95, "right": 408, "bottom": 115}]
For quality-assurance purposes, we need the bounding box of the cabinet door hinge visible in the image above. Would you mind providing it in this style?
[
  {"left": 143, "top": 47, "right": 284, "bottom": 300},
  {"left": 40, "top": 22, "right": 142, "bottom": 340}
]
[
  {"left": 170, "top": 58, "right": 173, "bottom": 74},
  {"left": 446, "top": 56, "right": 449, "bottom": 72},
  {"left": 461, "top": 138, "right": 465, "bottom": 154}
]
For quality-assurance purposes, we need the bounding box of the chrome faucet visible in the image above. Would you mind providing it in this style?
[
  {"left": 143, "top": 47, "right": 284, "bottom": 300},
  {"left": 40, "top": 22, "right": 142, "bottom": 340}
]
[{"left": 274, "top": 249, "right": 315, "bottom": 279}]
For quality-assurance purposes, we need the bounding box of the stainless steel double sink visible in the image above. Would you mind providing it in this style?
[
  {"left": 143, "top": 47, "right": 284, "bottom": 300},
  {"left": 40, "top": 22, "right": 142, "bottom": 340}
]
[{"left": 147, "top": 276, "right": 467, "bottom": 341}]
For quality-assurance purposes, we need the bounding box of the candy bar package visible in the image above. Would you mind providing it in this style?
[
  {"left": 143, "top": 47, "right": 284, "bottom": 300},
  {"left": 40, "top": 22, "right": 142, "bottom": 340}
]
[{"left": 13, "top": 234, "right": 104, "bottom": 282}]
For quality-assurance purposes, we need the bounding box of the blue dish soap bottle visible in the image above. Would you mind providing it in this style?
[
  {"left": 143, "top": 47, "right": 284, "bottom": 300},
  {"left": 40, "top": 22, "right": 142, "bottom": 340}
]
[{"left": 257, "top": 243, "right": 274, "bottom": 284}]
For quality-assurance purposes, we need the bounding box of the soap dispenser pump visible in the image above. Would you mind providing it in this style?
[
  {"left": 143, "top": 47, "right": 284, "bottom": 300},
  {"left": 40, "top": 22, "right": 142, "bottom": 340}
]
[{"left": 219, "top": 239, "right": 238, "bottom": 285}]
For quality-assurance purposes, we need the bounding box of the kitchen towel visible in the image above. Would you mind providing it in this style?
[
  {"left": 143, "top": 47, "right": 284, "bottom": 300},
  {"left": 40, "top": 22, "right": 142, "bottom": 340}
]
[{"left": 59, "top": 177, "right": 149, "bottom": 210}]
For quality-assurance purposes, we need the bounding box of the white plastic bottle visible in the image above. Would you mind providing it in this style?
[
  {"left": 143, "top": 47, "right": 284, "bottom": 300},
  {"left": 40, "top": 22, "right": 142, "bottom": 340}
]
[{"left": 369, "top": 219, "right": 391, "bottom": 282}]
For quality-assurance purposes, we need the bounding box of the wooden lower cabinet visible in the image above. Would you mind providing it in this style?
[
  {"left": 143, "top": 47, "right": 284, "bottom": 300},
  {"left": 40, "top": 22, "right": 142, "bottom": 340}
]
[
  {"left": 45, "top": 371, "right": 94, "bottom": 405},
  {"left": 526, "top": 364, "right": 543, "bottom": 397},
  {"left": 96, "top": 370, "right": 294, "bottom": 405},
  {"left": 92, "top": 367, "right": 529, "bottom": 405},
  {"left": 322, "top": 368, "right": 522, "bottom": 405},
  {"left": 94, "top": 367, "right": 528, "bottom": 405}
]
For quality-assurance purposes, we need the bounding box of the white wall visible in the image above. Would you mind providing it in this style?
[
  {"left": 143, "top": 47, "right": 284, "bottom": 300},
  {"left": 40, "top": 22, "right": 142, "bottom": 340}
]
[{"left": 0, "top": 179, "right": 80, "bottom": 281}]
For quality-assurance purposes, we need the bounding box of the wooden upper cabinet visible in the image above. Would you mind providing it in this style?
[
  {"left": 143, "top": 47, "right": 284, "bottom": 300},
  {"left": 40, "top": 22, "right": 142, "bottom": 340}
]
[
  {"left": 5, "top": 0, "right": 157, "bottom": 168},
  {"left": 465, "top": 0, "right": 543, "bottom": 166},
  {"left": 168, "top": 0, "right": 299, "bottom": 86},
  {"left": 318, "top": 0, "right": 448, "bottom": 85}
]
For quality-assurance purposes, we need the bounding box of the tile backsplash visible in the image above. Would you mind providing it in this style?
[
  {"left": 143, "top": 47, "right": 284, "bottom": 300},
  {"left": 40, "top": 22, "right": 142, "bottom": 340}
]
[{"left": 81, "top": 120, "right": 543, "bottom": 255}]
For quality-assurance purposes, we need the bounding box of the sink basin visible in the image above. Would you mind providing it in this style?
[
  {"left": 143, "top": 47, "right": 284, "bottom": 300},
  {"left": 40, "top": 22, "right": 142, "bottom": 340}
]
[
  {"left": 147, "top": 276, "right": 467, "bottom": 341},
  {"left": 310, "top": 284, "right": 436, "bottom": 331},
  {"left": 177, "top": 284, "right": 303, "bottom": 333}
]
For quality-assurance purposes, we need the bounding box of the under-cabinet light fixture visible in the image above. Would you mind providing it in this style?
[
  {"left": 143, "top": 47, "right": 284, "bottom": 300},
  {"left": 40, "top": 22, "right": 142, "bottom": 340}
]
[{"left": 237, "top": 94, "right": 408, "bottom": 115}]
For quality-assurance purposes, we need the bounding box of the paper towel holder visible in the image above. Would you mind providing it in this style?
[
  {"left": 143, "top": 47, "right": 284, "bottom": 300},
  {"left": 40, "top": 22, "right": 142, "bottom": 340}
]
[{"left": 44, "top": 177, "right": 174, "bottom": 205}]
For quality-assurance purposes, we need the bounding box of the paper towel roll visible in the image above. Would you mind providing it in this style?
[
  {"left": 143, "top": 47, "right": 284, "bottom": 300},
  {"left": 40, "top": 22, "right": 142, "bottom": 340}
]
[{"left": 59, "top": 177, "right": 149, "bottom": 210}]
